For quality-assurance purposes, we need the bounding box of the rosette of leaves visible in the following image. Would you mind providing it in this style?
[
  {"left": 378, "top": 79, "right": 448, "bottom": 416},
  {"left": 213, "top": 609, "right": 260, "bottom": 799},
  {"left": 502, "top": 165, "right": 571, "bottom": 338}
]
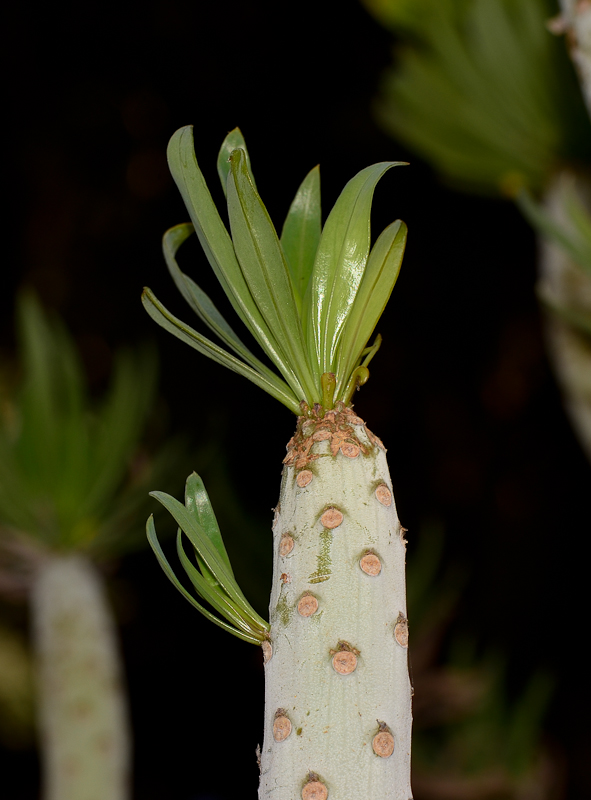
[{"left": 142, "top": 126, "right": 407, "bottom": 414}]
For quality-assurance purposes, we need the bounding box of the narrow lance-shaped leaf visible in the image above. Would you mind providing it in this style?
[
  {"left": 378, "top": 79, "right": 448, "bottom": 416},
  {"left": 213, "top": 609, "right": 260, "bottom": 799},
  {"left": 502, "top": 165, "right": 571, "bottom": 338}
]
[
  {"left": 304, "top": 161, "right": 406, "bottom": 375},
  {"left": 149, "top": 489, "right": 268, "bottom": 629},
  {"left": 162, "top": 223, "right": 294, "bottom": 396},
  {"left": 167, "top": 126, "right": 304, "bottom": 386},
  {"left": 336, "top": 220, "right": 407, "bottom": 396},
  {"left": 280, "top": 165, "right": 322, "bottom": 313},
  {"left": 146, "top": 515, "right": 261, "bottom": 644},
  {"left": 175, "top": 532, "right": 261, "bottom": 636},
  {"left": 184, "top": 471, "right": 233, "bottom": 585},
  {"left": 176, "top": 532, "right": 267, "bottom": 637},
  {"left": 227, "top": 148, "right": 318, "bottom": 403},
  {"left": 141, "top": 288, "right": 302, "bottom": 414}
]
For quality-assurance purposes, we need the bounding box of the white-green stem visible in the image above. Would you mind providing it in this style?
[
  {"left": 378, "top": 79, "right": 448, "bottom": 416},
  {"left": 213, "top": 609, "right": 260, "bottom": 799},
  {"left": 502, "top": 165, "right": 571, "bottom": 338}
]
[
  {"left": 259, "top": 405, "right": 412, "bottom": 800},
  {"left": 31, "top": 553, "right": 131, "bottom": 800}
]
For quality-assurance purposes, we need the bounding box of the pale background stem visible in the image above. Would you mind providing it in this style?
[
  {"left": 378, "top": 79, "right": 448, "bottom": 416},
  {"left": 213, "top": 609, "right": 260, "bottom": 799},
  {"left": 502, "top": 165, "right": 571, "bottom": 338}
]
[{"left": 31, "top": 553, "right": 131, "bottom": 800}]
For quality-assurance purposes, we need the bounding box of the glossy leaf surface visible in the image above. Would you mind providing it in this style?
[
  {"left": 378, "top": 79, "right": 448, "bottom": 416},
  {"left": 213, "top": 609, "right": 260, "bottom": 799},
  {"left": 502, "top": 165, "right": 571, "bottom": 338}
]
[
  {"left": 304, "top": 161, "right": 405, "bottom": 374},
  {"left": 336, "top": 220, "right": 407, "bottom": 394},
  {"left": 227, "top": 148, "right": 317, "bottom": 401},
  {"left": 280, "top": 165, "right": 322, "bottom": 312}
]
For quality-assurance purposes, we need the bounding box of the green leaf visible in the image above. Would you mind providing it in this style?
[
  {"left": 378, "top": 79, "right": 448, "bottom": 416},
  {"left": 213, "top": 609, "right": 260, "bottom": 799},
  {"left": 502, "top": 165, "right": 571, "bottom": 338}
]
[
  {"left": 184, "top": 471, "right": 233, "bottom": 583},
  {"left": 141, "top": 287, "right": 301, "bottom": 414},
  {"left": 149, "top": 489, "right": 268, "bottom": 630},
  {"left": 336, "top": 220, "right": 407, "bottom": 395},
  {"left": 167, "top": 126, "right": 303, "bottom": 389},
  {"left": 280, "top": 165, "right": 322, "bottom": 312},
  {"left": 226, "top": 148, "right": 318, "bottom": 403},
  {"left": 304, "top": 162, "right": 405, "bottom": 375},
  {"left": 146, "top": 515, "right": 261, "bottom": 644},
  {"left": 216, "top": 127, "right": 256, "bottom": 197},
  {"left": 162, "top": 223, "right": 292, "bottom": 393},
  {"left": 176, "top": 531, "right": 265, "bottom": 636},
  {"left": 82, "top": 346, "right": 157, "bottom": 519}
]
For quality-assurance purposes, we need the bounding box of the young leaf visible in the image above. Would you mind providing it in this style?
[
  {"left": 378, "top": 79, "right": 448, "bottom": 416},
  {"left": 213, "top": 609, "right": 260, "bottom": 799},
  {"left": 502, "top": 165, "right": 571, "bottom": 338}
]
[
  {"left": 336, "top": 220, "right": 407, "bottom": 394},
  {"left": 141, "top": 288, "right": 301, "bottom": 414},
  {"left": 149, "top": 489, "right": 267, "bottom": 627},
  {"left": 226, "top": 148, "right": 318, "bottom": 403},
  {"left": 304, "top": 161, "right": 405, "bottom": 375},
  {"left": 167, "top": 126, "right": 304, "bottom": 387},
  {"left": 176, "top": 532, "right": 266, "bottom": 636},
  {"left": 163, "top": 223, "right": 292, "bottom": 392},
  {"left": 280, "top": 165, "right": 322, "bottom": 312},
  {"left": 146, "top": 515, "right": 261, "bottom": 644},
  {"left": 184, "top": 471, "right": 233, "bottom": 584}
]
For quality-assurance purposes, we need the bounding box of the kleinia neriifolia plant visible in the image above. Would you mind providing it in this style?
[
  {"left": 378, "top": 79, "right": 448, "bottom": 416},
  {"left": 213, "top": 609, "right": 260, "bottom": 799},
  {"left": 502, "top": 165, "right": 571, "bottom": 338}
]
[{"left": 144, "top": 126, "right": 411, "bottom": 800}]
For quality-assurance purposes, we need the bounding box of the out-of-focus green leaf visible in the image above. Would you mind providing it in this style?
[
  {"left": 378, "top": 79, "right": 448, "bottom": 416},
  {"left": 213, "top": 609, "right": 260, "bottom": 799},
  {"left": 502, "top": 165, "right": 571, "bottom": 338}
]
[
  {"left": 227, "top": 148, "right": 317, "bottom": 401},
  {"left": 141, "top": 287, "right": 301, "bottom": 413},
  {"left": 82, "top": 346, "right": 157, "bottom": 522},
  {"left": 0, "top": 292, "right": 175, "bottom": 554},
  {"left": 304, "top": 161, "right": 403, "bottom": 374},
  {"left": 280, "top": 166, "right": 322, "bottom": 313},
  {"left": 336, "top": 220, "right": 407, "bottom": 395},
  {"left": 362, "top": 0, "right": 463, "bottom": 32}
]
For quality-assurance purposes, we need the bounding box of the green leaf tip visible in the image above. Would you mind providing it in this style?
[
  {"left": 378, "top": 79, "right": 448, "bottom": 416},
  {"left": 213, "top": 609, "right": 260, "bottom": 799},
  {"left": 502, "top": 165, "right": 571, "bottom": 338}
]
[
  {"left": 147, "top": 474, "right": 270, "bottom": 645},
  {"left": 146, "top": 126, "right": 408, "bottom": 413}
]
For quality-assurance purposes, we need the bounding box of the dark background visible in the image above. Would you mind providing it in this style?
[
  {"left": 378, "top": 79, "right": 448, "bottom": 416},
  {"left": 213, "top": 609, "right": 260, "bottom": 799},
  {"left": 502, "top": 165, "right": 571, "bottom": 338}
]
[{"left": 1, "top": 0, "right": 589, "bottom": 797}]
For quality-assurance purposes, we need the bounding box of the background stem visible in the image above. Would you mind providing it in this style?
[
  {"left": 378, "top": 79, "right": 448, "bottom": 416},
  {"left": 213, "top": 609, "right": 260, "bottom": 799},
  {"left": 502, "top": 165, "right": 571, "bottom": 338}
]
[{"left": 31, "top": 553, "right": 131, "bottom": 800}]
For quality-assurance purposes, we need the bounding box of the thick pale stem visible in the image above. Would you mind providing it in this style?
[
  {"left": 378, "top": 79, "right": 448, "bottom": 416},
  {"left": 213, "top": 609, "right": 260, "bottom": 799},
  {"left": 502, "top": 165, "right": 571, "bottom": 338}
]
[
  {"left": 259, "top": 407, "right": 412, "bottom": 800},
  {"left": 31, "top": 553, "right": 131, "bottom": 800}
]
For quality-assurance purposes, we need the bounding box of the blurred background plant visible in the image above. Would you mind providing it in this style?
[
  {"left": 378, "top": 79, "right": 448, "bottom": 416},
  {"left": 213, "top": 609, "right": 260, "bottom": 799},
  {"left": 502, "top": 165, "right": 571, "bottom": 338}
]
[
  {"left": 363, "top": 0, "right": 591, "bottom": 460},
  {"left": 0, "top": 292, "right": 185, "bottom": 800}
]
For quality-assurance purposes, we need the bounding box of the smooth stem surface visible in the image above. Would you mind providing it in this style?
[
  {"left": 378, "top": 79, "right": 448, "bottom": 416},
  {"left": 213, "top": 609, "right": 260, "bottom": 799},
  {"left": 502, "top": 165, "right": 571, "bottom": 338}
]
[
  {"left": 31, "top": 553, "right": 131, "bottom": 800},
  {"left": 260, "top": 406, "right": 412, "bottom": 800}
]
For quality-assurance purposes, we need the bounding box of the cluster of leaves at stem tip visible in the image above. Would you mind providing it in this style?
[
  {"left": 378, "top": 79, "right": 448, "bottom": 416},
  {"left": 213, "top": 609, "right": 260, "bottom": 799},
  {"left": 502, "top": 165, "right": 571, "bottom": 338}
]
[{"left": 142, "top": 125, "right": 408, "bottom": 416}]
